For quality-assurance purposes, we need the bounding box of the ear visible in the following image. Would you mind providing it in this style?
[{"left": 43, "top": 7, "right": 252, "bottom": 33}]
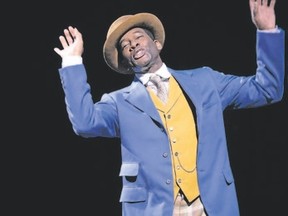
[{"left": 154, "top": 40, "right": 163, "bottom": 51}]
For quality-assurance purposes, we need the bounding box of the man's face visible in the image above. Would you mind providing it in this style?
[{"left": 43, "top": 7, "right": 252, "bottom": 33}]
[{"left": 118, "top": 27, "right": 162, "bottom": 73}]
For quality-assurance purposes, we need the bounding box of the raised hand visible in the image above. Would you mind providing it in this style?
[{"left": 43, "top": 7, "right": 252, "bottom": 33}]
[
  {"left": 54, "top": 26, "right": 84, "bottom": 58},
  {"left": 249, "top": 0, "right": 276, "bottom": 30}
]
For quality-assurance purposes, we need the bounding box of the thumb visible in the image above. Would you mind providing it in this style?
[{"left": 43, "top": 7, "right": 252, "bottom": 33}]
[{"left": 53, "top": 47, "right": 62, "bottom": 57}]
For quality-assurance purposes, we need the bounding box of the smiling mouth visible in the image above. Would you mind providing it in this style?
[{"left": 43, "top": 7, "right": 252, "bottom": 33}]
[{"left": 133, "top": 48, "right": 145, "bottom": 60}]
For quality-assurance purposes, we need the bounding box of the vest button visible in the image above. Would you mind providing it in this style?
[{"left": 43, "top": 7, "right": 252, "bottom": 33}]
[
  {"left": 172, "top": 138, "right": 177, "bottom": 143},
  {"left": 178, "top": 178, "right": 182, "bottom": 184},
  {"left": 167, "top": 114, "right": 171, "bottom": 119},
  {"left": 169, "top": 127, "right": 174, "bottom": 131}
]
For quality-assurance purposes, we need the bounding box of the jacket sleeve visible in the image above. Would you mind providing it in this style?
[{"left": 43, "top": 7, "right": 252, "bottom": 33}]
[
  {"left": 210, "top": 29, "right": 285, "bottom": 109},
  {"left": 59, "top": 64, "right": 120, "bottom": 138}
]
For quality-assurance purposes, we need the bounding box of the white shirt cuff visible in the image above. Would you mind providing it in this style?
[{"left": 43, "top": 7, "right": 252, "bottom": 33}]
[
  {"left": 62, "top": 56, "right": 83, "bottom": 68},
  {"left": 257, "top": 25, "right": 280, "bottom": 33}
]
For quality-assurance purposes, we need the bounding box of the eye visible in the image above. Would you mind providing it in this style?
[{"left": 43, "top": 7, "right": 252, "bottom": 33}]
[
  {"left": 120, "top": 42, "right": 130, "bottom": 50},
  {"left": 136, "top": 35, "right": 143, "bottom": 39}
]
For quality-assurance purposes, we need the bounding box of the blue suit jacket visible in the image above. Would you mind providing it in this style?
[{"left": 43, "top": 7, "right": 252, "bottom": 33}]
[{"left": 59, "top": 30, "right": 285, "bottom": 216}]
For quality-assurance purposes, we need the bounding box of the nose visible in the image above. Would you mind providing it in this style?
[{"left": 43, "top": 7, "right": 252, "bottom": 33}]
[{"left": 130, "top": 40, "right": 139, "bottom": 50}]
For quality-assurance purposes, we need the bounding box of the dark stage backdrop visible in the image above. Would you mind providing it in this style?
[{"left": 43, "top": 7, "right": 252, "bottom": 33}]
[{"left": 5, "top": 0, "right": 287, "bottom": 215}]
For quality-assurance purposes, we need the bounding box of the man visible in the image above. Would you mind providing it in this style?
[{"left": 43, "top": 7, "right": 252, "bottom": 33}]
[{"left": 53, "top": 0, "right": 285, "bottom": 215}]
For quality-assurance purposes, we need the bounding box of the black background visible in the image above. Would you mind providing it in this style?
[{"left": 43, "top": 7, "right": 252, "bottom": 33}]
[{"left": 5, "top": 0, "right": 288, "bottom": 215}]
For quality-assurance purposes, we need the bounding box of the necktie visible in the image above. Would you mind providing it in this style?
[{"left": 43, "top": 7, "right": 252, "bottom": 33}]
[{"left": 148, "top": 74, "right": 168, "bottom": 103}]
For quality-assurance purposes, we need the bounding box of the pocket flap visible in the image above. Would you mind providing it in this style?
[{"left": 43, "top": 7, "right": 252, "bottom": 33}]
[
  {"left": 119, "top": 163, "right": 139, "bottom": 176},
  {"left": 223, "top": 166, "right": 234, "bottom": 184},
  {"left": 119, "top": 187, "right": 147, "bottom": 202}
]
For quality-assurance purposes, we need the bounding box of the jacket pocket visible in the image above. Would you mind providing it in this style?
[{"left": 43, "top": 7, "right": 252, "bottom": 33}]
[
  {"left": 222, "top": 166, "right": 234, "bottom": 185},
  {"left": 119, "top": 186, "right": 147, "bottom": 202},
  {"left": 119, "top": 163, "right": 147, "bottom": 202},
  {"left": 119, "top": 163, "right": 139, "bottom": 176}
]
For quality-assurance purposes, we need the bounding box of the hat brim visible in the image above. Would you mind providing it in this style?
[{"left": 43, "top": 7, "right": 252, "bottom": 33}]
[{"left": 103, "top": 13, "right": 165, "bottom": 74}]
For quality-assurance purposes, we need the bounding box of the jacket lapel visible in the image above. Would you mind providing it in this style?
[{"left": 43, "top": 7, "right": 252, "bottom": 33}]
[
  {"left": 170, "top": 69, "right": 200, "bottom": 109},
  {"left": 124, "top": 78, "right": 163, "bottom": 126}
]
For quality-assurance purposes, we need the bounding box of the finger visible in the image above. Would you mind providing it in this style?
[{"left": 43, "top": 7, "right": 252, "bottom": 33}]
[
  {"left": 59, "top": 35, "right": 69, "bottom": 48},
  {"left": 250, "top": 0, "right": 259, "bottom": 17},
  {"left": 249, "top": 0, "right": 259, "bottom": 12},
  {"left": 249, "top": 0, "right": 256, "bottom": 4},
  {"left": 69, "top": 26, "right": 82, "bottom": 41},
  {"left": 53, "top": 47, "right": 61, "bottom": 56},
  {"left": 254, "top": 0, "right": 260, "bottom": 5},
  {"left": 68, "top": 26, "right": 76, "bottom": 39},
  {"left": 249, "top": 0, "right": 255, "bottom": 9},
  {"left": 262, "top": 0, "right": 268, "bottom": 6},
  {"left": 269, "top": 0, "right": 276, "bottom": 8},
  {"left": 64, "top": 28, "right": 74, "bottom": 45}
]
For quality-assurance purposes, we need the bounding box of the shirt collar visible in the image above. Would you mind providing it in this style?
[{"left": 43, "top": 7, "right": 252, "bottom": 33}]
[{"left": 136, "top": 63, "right": 171, "bottom": 85}]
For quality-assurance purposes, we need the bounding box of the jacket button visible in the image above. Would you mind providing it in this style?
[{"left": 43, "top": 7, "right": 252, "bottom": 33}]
[
  {"left": 166, "top": 179, "right": 171, "bottom": 184},
  {"left": 162, "top": 152, "right": 168, "bottom": 158}
]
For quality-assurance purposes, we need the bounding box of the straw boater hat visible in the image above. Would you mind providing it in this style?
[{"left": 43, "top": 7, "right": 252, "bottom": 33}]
[{"left": 103, "top": 12, "right": 165, "bottom": 74}]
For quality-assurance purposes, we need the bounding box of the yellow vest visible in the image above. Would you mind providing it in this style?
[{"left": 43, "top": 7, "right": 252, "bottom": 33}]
[{"left": 147, "top": 76, "right": 199, "bottom": 202}]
